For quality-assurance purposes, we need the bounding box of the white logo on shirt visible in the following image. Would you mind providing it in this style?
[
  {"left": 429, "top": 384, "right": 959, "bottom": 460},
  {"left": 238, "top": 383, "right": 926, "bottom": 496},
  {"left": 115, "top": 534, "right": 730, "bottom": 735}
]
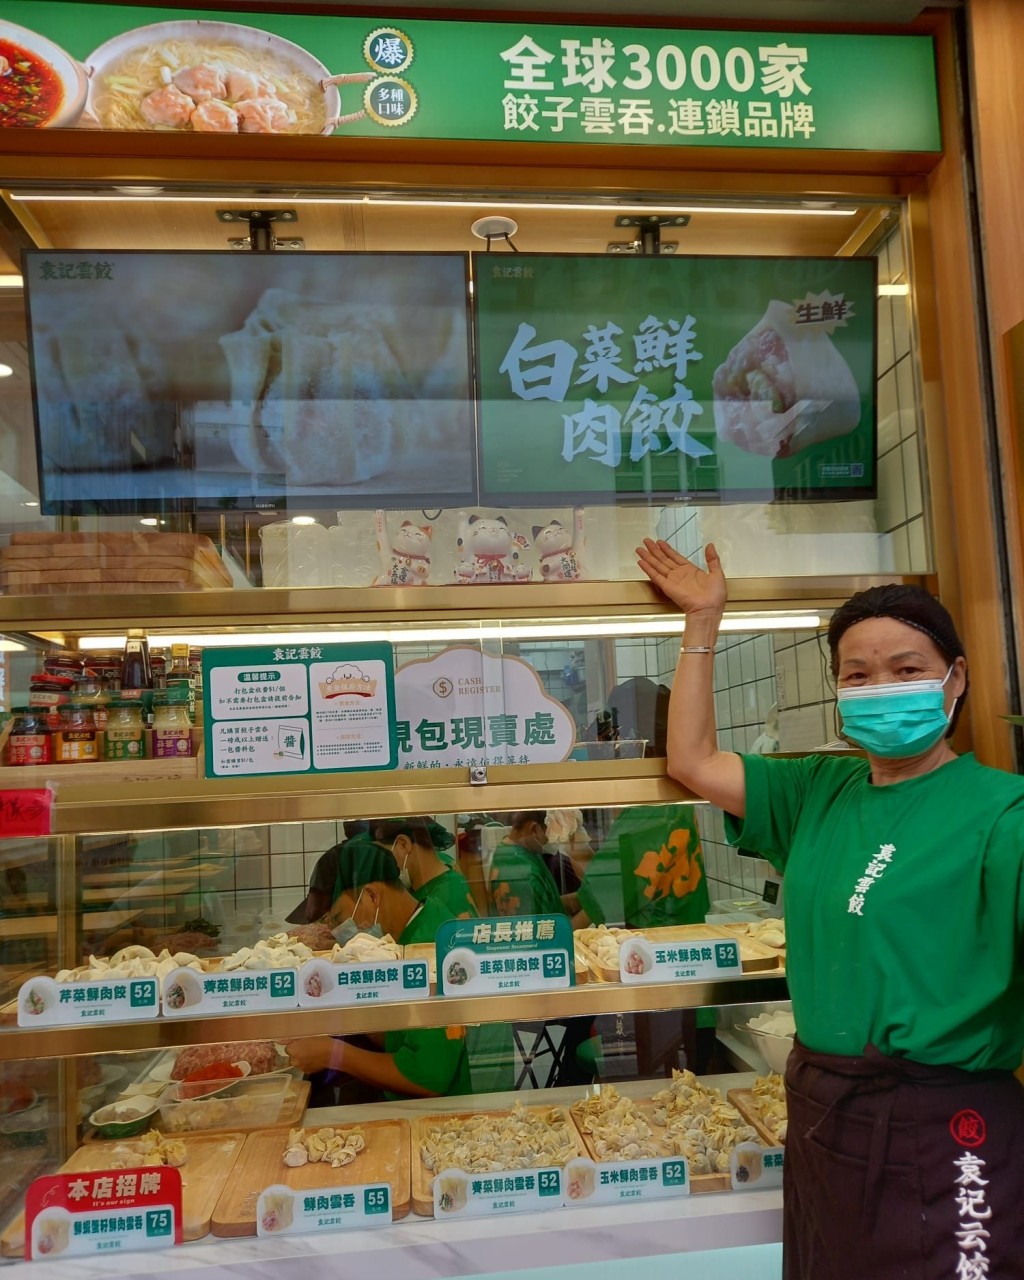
[{"left": 847, "top": 842, "right": 895, "bottom": 916}]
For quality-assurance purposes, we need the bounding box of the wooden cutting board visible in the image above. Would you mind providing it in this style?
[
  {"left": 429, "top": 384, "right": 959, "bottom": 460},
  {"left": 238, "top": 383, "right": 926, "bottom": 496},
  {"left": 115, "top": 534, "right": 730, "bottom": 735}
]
[
  {"left": 0, "top": 1132, "right": 245, "bottom": 1256},
  {"left": 576, "top": 925, "right": 780, "bottom": 983},
  {"left": 210, "top": 1119, "right": 411, "bottom": 1236},
  {"left": 410, "top": 1107, "right": 585, "bottom": 1217},
  {"left": 726, "top": 1088, "right": 786, "bottom": 1148}
]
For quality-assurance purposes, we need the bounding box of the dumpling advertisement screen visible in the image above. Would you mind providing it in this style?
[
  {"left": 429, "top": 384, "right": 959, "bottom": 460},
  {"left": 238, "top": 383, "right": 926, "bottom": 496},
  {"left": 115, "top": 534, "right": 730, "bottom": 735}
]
[
  {"left": 474, "top": 252, "right": 878, "bottom": 504},
  {"left": 23, "top": 250, "right": 474, "bottom": 515}
]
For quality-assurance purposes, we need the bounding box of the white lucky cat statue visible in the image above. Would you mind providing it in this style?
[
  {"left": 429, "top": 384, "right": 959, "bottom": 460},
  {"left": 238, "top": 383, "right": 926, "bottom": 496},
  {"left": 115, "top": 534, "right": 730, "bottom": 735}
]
[
  {"left": 533, "top": 509, "right": 586, "bottom": 582},
  {"left": 455, "top": 514, "right": 532, "bottom": 583},
  {"left": 374, "top": 510, "right": 433, "bottom": 585}
]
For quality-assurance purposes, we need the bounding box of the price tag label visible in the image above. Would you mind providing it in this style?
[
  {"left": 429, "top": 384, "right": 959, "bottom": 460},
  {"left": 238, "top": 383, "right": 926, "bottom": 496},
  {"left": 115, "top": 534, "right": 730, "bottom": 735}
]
[
  {"left": 25, "top": 1167, "right": 182, "bottom": 1259},
  {"left": 297, "top": 958, "right": 429, "bottom": 1007},
  {"left": 0, "top": 788, "right": 53, "bottom": 838},
  {"left": 730, "top": 1143, "right": 785, "bottom": 1191},
  {"left": 619, "top": 937, "right": 741, "bottom": 984},
  {"left": 256, "top": 1183, "right": 392, "bottom": 1237},
  {"left": 433, "top": 1166, "right": 563, "bottom": 1218},
  {"left": 436, "top": 916, "right": 574, "bottom": 996},
  {"left": 162, "top": 966, "right": 298, "bottom": 1017},
  {"left": 17, "top": 976, "right": 158, "bottom": 1028},
  {"left": 564, "top": 1156, "right": 690, "bottom": 1206}
]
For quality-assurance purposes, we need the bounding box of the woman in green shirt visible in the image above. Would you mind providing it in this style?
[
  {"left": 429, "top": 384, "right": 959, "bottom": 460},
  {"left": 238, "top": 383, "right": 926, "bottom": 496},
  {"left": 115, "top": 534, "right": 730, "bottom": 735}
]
[
  {"left": 638, "top": 538, "right": 1024, "bottom": 1280},
  {"left": 487, "top": 810, "right": 569, "bottom": 917}
]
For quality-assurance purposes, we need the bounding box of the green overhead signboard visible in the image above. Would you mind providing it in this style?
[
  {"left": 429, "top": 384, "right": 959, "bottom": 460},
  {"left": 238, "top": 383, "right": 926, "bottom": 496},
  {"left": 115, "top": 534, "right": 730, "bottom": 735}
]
[{"left": 0, "top": 2, "right": 940, "bottom": 151}]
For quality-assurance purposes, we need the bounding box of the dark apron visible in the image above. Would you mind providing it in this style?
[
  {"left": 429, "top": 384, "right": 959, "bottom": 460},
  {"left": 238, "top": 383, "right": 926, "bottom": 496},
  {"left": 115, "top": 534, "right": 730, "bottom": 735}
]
[{"left": 784, "top": 1038, "right": 1024, "bottom": 1280}]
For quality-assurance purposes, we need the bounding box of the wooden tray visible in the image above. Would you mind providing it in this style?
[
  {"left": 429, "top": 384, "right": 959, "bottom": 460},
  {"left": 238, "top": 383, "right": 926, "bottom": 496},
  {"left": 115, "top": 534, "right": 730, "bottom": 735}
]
[
  {"left": 575, "top": 925, "right": 781, "bottom": 983},
  {"left": 411, "top": 1106, "right": 586, "bottom": 1217},
  {"left": 211, "top": 1119, "right": 411, "bottom": 1236},
  {"left": 567, "top": 1095, "right": 733, "bottom": 1195},
  {"left": 403, "top": 942, "right": 589, "bottom": 995},
  {"left": 727, "top": 1087, "right": 787, "bottom": 1148},
  {"left": 0, "top": 1132, "right": 245, "bottom": 1256}
]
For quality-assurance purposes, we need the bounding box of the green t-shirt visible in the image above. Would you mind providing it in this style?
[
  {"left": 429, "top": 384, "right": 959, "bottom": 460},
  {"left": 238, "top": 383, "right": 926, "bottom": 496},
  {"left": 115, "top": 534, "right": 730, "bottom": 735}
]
[
  {"left": 577, "top": 804, "right": 710, "bottom": 927},
  {"left": 488, "top": 843, "right": 568, "bottom": 918},
  {"left": 726, "top": 751, "right": 1024, "bottom": 1071},
  {"left": 414, "top": 868, "right": 478, "bottom": 920},
  {"left": 384, "top": 897, "right": 471, "bottom": 1096}
]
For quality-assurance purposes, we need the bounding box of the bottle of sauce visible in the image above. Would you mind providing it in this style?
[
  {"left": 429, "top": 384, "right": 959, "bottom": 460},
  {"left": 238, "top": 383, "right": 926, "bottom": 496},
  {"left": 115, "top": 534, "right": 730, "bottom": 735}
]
[
  {"left": 120, "top": 628, "right": 154, "bottom": 726},
  {"left": 167, "top": 643, "right": 195, "bottom": 716},
  {"left": 56, "top": 703, "right": 98, "bottom": 763},
  {"left": 152, "top": 687, "right": 194, "bottom": 758},
  {"left": 103, "top": 700, "right": 146, "bottom": 761},
  {"left": 7, "top": 708, "right": 53, "bottom": 765}
]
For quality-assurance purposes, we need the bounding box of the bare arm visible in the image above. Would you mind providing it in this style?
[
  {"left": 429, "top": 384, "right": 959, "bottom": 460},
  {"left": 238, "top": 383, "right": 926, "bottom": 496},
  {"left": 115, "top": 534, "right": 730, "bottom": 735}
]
[{"left": 636, "top": 539, "right": 746, "bottom": 818}]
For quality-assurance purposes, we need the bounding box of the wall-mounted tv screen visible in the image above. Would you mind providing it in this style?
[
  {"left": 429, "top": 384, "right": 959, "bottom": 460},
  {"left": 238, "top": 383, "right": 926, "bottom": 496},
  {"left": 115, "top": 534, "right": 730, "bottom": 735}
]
[
  {"left": 23, "top": 250, "right": 474, "bottom": 515},
  {"left": 474, "top": 252, "right": 878, "bottom": 505}
]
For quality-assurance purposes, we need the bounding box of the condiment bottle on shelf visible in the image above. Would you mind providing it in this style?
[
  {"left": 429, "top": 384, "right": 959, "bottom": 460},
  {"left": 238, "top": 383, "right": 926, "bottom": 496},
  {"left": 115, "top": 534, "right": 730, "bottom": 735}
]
[
  {"left": 7, "top": 708, "right": 53, "bottom": 765},
  {"left": 120, "top": 628, "right": 154, "bottom": 726},
  {"left": 73, "top": 673, "right": 109, "bottom": 731},
  {"left": 28, "top": 672, "right": 76, "bottom": 728},
  {"left": 56, "top": 703, "right": 98, "bottom": 764},
  {"left": 103, "top": 700, "right": 146, "bottom": 762},
  {"left": 152, "top": 686, "right": 194, "bottom": 758},
  {"left": 167, "top": 643, "right": 196, "bottom": 716}
]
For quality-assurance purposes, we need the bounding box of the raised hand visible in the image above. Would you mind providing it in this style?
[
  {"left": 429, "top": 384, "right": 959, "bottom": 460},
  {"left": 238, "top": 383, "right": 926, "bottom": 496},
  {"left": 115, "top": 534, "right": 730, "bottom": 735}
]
[{"left": 636, "top": 539, "right": 728, "bottom": 616}]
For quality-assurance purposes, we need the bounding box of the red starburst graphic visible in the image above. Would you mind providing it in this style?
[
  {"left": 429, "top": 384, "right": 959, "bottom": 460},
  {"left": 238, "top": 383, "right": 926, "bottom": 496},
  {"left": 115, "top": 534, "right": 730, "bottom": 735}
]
[{"left": 949, "top": 1110, "right": 987, "bottom": 1147}]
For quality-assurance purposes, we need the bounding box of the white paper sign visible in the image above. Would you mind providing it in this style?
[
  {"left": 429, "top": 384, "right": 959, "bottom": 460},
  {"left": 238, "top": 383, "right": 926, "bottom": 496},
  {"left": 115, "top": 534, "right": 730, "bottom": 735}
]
[
  {"left": 162, "top": 966, "right": 298, "bottom": 1017},
  {"left": 394, "top": 646, "right": 575, "bottom": 769},
  {"left": 438, "top": 946, "right": 571, "bottom": 996},
  {"left": 619, "top": 936, "right": 742, "bottom": 984},
  {"left": 730, "top": 1143, "right": 785, "bottom": 1191},
  {"left": 309, "top": 659, "right": 393, "bottom": 769},
  {"left": 564, "top": 1156, "right": 690, "bottom": 1206},
  {"left": 433, "top": 1166, "right": 563, "bottom": 1218},
  {"left": 296, "top": 958, "right": 430, "bottom": 1008},
  {"left": 17, "top": 976, "right": 159, "bottom": 1027},
  {"left": 256, "top": 1183, "right": 392, "bottom": 1237}
]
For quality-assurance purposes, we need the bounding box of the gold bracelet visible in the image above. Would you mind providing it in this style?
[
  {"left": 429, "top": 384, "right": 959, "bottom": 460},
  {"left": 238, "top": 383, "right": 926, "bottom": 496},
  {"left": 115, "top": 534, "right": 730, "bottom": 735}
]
[{"left": 679, "top": 644, "right": 714, "bottom": 654}]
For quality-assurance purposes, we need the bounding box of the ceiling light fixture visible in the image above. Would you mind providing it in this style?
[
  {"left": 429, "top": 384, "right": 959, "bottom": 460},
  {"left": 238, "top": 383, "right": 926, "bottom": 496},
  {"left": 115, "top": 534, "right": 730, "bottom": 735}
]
[
  {"left": 76, "top": 612, "right": 822, "bottom": 651},
  {"left": 877, "top": 283, "right": 910, "bottom": 296},
  {"left": 0, "top": 277, "right": 23, "bottom": 289},
  {"left": 290, "top": 516, "right": 318, "bottom": 525},
  {"left": 9, "top": 193, "right": 859, "bottom": 217},
  {"left": 0, "top": 364, "right": 12, "bottom": 378}
]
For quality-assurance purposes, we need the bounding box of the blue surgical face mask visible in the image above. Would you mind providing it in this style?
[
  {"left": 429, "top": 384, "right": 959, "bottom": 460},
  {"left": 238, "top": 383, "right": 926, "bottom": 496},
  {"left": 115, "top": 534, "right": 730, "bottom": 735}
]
[
  {"left": 331, "top": 888, "right": 383, "bottom": 943},
  {"left": 837, "top": 666, "right": 957, "bottom": 758}
]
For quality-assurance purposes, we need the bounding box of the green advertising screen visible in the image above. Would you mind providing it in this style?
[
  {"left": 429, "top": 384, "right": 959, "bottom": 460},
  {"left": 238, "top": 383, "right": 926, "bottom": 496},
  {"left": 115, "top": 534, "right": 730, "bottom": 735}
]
[
  {"left": 0, "top": 3, "right": 940, "bottom": 151},
  {"left": 475, "top": 253, "right": 878, "bottom": 504}
]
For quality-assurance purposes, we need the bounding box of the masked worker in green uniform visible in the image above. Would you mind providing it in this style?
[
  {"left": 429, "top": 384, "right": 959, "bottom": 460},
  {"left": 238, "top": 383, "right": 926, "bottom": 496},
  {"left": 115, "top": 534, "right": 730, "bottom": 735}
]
[
  {"left": 487, "top": 810, "right": 569, "bottom": 918},
  {"left": 286, "top": 838, "right": 471, "bottom": 1099},
  {"left": 371, "top": 817, "right": 477, "bottom": 919}
]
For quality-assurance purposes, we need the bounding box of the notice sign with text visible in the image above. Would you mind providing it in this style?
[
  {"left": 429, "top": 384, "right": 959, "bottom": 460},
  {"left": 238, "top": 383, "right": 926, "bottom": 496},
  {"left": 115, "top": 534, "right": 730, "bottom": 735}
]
[
  {"left": 203, "top": 643, "right": 396, "bottom": 778},
  {"left": 25, "top": 1168, "right": 182, "bottom": 1260}
]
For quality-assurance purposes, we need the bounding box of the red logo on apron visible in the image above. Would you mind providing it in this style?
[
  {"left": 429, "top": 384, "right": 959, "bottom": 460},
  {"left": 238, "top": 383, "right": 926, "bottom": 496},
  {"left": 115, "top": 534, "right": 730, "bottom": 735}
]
[{"left": 949, "top": 1109, "right": 987, "bottom": 1147}]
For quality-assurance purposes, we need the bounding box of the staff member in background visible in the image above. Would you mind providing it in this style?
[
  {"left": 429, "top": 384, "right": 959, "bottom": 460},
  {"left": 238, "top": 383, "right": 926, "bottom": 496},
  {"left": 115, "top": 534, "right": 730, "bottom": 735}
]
[
  {"left": 487, "top": 810, "right": 570, "bottom": 918},
  {"left": 370, "top": 817, "right": 477, "bottom": 919},
  {"left": 638, "top": 537, "right": 1024, "bottom": 1280},
  {"left": 287, "top": 840, "right": 471, "bottom": 1100}
]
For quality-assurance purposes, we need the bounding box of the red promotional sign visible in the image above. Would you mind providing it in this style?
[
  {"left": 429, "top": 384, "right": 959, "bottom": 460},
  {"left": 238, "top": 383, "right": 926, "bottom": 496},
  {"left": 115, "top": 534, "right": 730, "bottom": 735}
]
[
  {"left": 25, "top": 1167, "right": 183, "bottom": 1260},
  {"left": 0, "top": 789, "right": 54, "bottom": 838}
]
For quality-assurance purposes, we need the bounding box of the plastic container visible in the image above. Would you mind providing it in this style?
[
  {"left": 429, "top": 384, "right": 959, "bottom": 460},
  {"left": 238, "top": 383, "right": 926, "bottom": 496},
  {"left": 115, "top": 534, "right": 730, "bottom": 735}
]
[
  {"left": 156, "top": 1073, "right": 289, "bottom": 1133},
  {"left": 55, "top": 703, "right": 98, "bottom": 763},
  {"left": 103, "top": 700, "right": 146, "bottom": 761},
  {"left": 152, "top": 688, "right": 194, "bottom": 759},
  {"left": 712, "top": 897, "right": 770, "bottom": 918}
]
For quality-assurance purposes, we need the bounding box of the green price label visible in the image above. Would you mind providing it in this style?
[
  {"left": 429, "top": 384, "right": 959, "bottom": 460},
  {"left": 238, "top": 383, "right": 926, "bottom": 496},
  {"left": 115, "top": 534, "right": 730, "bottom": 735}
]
[
  {"left": 130, "top": 979, "right": 157, "bottom": 1008},
  {"left": 542, "top": 953, "right": 567, "bottom": 979},
  {"left": 363, "top": 1187, "right": 390, "bottom": 1215},
  {"left": 403, "top": 963, "right": 429, "bottom": 990},
  {"left": 714, "top": 942, "right": 740, "bottom": 969},
  {"left": 662, "top": 1160, "right": 688, "bottom": 1187},
  {"left": 271, "top": 971, "right": 296, "bottom": 998},
  {"left": 538, "top": 1170, "right": 561, "bottom": 1198},
  {"left": 144, "top": 1209, "right": 172, "bottom": 1237}
]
